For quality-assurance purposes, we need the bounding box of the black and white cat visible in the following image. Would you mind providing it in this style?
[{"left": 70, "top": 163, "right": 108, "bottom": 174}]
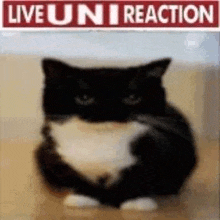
[{"left": 35, "top": 58, "right": 197, "bottom": 211}]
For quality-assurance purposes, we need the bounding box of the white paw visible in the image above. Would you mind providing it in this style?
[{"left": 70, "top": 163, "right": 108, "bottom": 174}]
[
  {"left": 64, "top": 194, "right": 100, "bottom": 207},
  {"left": 120, "top": 197, "right": 158, "bottom": 211}
]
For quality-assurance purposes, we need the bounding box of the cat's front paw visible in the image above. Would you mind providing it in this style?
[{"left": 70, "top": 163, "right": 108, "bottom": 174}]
[
  {"left": 64, "top": 194, "right": 100, "bottom": 207},
  {"left": 120, "top": 197, "right": 158, "bottom": 211}
]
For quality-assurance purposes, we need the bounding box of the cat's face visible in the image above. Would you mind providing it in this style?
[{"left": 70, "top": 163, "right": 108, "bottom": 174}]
[{"left": 42, "top": 58, "right": 171, "bottom": 122}]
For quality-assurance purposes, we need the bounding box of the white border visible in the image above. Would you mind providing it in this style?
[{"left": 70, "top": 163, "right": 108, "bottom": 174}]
[
  {"left": 0, "top": 0, "right": 2, "bottom": 29},
  {"left": 2, "top": 0, "right": 218, "bottom": 1},
  {"left": 1, "top": 0, "right": 219, "bottom": 32}
]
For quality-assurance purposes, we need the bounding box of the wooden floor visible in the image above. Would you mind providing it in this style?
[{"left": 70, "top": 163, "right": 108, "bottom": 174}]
[{"left": 0, "top": 138, "right": 219, "bottom": 220}]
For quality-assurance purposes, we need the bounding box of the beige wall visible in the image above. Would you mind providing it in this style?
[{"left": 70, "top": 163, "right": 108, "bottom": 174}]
[{"left": 0, "top": 55, "right": 219, "bottom": 141}]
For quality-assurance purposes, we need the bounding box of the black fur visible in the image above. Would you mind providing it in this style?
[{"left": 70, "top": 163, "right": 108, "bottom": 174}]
[{"left": 35, "top": 58, "right": 197, "bottom": 207}]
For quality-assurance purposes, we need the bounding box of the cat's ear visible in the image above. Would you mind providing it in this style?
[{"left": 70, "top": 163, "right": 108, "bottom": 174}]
[
  {"left": 42, "top": 58, "right": 72, "bottom": 79},
  {"left": 142, "top": 58, "right": 172, "bottom": 78}
]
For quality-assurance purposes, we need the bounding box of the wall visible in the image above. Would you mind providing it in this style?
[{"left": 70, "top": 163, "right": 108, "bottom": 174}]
[
  {"left": 0, "top": 32, "right": 219, "bottom": 65},
  {"left": 0, "top": 55, "right": 218, "bottom": 141}
]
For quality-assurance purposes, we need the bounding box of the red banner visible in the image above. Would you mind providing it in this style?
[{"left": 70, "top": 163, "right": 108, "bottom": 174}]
[{"left": 2, "top": 0, "right": 219, "bottom": 28}]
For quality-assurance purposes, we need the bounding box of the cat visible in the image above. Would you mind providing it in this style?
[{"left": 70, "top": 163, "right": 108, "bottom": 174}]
[{"left": 35, "top": 58, "right": 197, "bottom": 211}]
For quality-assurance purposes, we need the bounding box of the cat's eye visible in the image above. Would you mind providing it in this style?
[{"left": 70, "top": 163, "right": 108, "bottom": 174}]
[
  {"left": 75, "top": 94, "right": 95, "bottom": 106},
  {"left": 122, "top": 94, "right": 142, "bottom": 105}
]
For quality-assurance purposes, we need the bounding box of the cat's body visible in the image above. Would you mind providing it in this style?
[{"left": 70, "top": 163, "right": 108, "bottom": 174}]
[
  {"left": 51, "top": 117, "right": 148, "bottom": 185},
  {"left": 35, "top": 58, "right": 197, "bottom": 210}
]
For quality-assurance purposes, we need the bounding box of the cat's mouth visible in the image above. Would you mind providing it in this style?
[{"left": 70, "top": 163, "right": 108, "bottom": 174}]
[
  {"left": 78, "top": 112, "right": 133, "bottom": 124},
  {"left": 75, "top": 117, "right": 130, "bottom": 131}
]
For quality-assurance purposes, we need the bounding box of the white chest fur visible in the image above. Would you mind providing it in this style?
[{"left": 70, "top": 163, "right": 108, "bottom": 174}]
[{"left": 50, "top": 118, "right": 149, "bottom": 185}]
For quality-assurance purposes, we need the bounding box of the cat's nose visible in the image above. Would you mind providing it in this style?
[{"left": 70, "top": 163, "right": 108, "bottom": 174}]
[{"left": 97, "top": 173, "right": 111, "bottom": 186}]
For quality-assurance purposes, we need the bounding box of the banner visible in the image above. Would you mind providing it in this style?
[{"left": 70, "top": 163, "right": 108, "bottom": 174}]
[{"left": 1, "top": 0, "right": 220, "bottom": 30}]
